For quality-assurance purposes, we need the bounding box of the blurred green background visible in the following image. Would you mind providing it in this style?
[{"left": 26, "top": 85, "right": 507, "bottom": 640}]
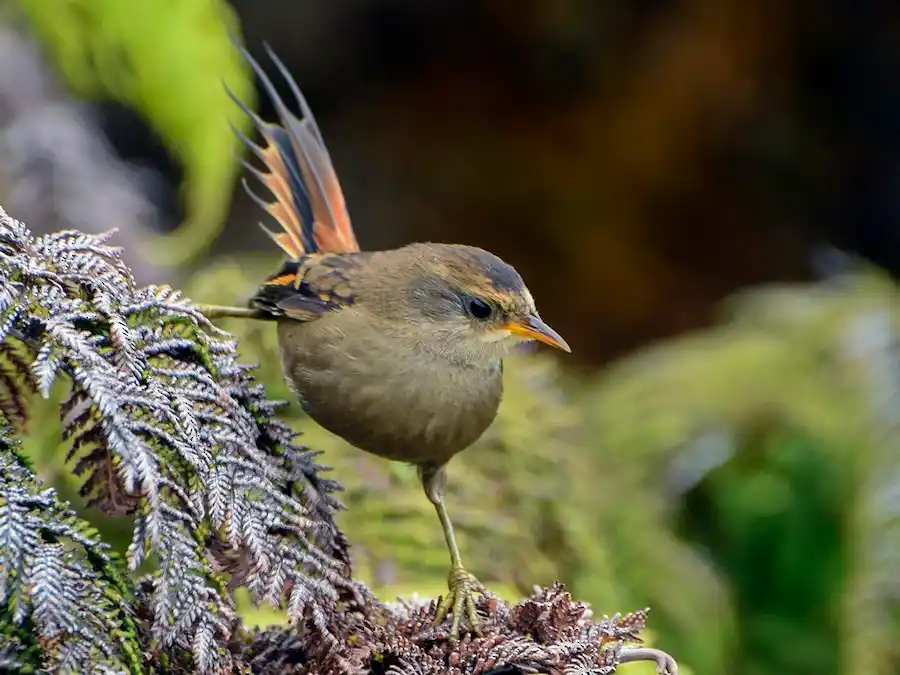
[{"left": 2, "top": 2, "right": 900, "bottom": 675}]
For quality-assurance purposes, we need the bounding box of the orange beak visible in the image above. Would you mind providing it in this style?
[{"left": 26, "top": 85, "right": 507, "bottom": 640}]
[{"left": 505, "top": 315, "right": 571, "bottom": 353}]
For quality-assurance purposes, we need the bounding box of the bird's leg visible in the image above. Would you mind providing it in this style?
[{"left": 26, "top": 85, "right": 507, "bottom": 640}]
[{"left": 418, "top": 464, "right": 484, "bottom": 641}]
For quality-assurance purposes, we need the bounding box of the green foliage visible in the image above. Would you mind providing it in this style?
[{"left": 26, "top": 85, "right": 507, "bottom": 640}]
[
  {"left": 17, "top": 0, "right": 256, "bottom": 266},
  {"left": 577, "top": 273, "right": 900, "bottom": 675}
]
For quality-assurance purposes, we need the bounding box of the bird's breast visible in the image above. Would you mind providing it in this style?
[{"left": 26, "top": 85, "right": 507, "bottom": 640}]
[{"left": 276, "top": 317, "right": 503, "bottom": 466}]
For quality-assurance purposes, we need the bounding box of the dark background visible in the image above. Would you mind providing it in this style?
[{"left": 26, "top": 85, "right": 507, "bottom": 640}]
[{"left": 102, "top": 0, "right": 900, "bottom": 365}]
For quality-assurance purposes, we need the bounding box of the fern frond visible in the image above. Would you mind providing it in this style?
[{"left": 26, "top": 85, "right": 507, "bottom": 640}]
[
  {"left": 0, "top": 340, "right": 37, "bottom": 432},
  {"left": 238, "top": 581, "right": 670, "bottom": 675},
  {"left": 0, "top": 424, "right": 141, "bottom": 674},
  {"left": 0, "top": 633, "right": 33, "bottom": 674},
  {"left": 0, "top": 205, "right": 353, "bottom": 672}
]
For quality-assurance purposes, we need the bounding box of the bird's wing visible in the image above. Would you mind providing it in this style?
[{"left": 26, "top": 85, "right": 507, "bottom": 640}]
[
  {"left": 250, "top": 253, "right": 365, "bottom": 322},
  {"left": 229, "top": 42, "right": 360, "bottom": 259}
]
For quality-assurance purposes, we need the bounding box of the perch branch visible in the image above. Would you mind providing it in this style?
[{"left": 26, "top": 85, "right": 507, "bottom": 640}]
[{"left": 619, "top": 646, "right": 679, "bottom": 675}]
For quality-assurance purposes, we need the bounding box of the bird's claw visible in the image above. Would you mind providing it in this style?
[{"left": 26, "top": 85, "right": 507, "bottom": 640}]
[{"left": 434, "top": 565, "right": 484, "bottom": 641}]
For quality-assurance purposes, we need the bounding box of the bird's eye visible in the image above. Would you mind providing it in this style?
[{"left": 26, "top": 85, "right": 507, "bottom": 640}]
[{"left": 467, "top": 297, "right": 493, "bottom": 319}]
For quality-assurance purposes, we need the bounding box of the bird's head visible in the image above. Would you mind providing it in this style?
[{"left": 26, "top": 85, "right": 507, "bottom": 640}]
[{"left": 378, "top": 243, "right": 570, "bottom": 365}]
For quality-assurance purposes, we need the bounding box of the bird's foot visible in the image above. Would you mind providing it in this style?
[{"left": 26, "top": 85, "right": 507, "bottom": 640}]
[{"left": 434, "top": 565, "right": 484, "bottom": 641}]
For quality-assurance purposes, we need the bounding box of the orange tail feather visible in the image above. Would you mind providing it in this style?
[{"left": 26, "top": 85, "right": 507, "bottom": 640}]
[{"left": 229, "top": 42, "right": 360, "bottom": 259}]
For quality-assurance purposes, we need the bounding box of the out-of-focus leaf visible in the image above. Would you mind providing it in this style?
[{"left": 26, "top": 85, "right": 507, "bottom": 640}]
[
  {"left": 579, "top": 271, "right": 900, "bottom": 675},
  {"left": 17, "top": 0, "right": 255, "bottom": 266}
]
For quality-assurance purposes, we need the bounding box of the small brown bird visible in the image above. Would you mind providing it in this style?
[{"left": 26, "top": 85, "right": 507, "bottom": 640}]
[{"left": 209, "top": 44, "right": 571, "bottom": 639}]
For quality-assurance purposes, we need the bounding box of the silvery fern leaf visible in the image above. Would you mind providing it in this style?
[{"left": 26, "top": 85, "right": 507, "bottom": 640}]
[
  {"left": 0, "top": 430, "right": 140, "bottom": 674},
  {"left": 0, "top": 205, "right": 353, "bottom": 673}
]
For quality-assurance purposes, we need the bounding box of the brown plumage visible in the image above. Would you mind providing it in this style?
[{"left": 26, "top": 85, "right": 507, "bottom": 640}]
[{"left": 220, "top": 43, "right": 571, "bottom": 640}]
